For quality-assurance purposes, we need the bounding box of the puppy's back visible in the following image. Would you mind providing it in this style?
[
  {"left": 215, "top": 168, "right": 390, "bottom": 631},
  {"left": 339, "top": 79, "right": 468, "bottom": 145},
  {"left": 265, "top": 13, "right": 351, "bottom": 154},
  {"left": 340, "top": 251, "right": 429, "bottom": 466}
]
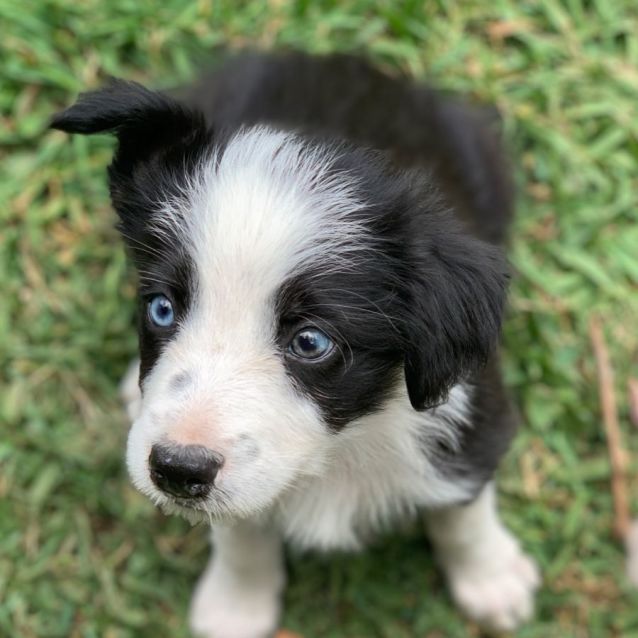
[{"left": 183, "top": 51, "right": 514, "bottom": 245}]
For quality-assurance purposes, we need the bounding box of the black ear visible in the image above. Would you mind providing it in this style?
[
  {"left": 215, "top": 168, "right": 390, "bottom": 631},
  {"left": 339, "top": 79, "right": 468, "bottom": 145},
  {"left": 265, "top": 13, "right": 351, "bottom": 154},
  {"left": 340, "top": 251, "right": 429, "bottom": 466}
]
[
  {"left": 403, "top": 229, "right": 509, "bottom": 410},
  {"left": 50, "top": 79, "right": 207, "bottom": 171},
  {"left": 50, "top": 78, "right": 200, "bottom": 134}
]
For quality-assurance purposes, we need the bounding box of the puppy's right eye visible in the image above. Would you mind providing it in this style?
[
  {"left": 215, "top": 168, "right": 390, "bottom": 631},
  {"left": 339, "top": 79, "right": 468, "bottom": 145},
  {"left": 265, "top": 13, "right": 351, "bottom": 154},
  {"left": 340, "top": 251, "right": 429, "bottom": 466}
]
[{"left": 148, "top": 294, "right": 175, "bottom": 329}]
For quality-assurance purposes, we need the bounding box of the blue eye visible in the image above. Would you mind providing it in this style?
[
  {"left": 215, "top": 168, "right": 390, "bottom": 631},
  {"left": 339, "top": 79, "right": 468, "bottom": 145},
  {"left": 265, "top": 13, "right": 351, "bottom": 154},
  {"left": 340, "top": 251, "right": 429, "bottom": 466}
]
[
  {"left": 288, "top": 328, "right": 334, "bottom": 360},
  {"left": 148, "top": 294, "right": 175, "bottom": 328}
]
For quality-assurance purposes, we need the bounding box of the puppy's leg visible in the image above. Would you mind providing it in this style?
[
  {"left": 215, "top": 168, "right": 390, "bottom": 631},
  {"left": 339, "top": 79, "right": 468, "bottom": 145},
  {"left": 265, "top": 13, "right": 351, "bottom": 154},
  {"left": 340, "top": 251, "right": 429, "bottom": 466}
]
[
  {"left": 189, "top": 522, "right": 285, "bottom": 638},
  {"left": 425, "top": 482, "right": 540, "bottom": 633},
  {"left": 119, "top": 358, "right": 142, "bottom": 421}
]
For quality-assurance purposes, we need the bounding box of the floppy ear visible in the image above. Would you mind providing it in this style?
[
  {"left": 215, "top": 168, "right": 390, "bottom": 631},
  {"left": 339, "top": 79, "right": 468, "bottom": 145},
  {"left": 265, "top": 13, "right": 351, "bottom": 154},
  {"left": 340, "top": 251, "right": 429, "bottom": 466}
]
[
  {"left": 50, "top": 78, "right": 208, "bottom": 173},
  {"left": 50, "top": 77, "right": 204, "bottom": 134},
  {"left": 403, "top": 229, "right": 508, "bottom": 410}
]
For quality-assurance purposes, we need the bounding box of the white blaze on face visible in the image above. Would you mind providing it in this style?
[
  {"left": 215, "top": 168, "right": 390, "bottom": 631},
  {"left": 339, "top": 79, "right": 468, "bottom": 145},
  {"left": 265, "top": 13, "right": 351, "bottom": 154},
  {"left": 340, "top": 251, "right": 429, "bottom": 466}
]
[{"left": 126, "top": 126, "right": 370, "bottom": 518}]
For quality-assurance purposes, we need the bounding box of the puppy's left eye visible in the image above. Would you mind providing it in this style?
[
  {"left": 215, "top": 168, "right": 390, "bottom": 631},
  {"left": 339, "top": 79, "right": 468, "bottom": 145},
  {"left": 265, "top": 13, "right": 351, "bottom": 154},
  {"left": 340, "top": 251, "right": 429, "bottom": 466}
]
[
  {"left": 288, "top": 328, "right": 334, "bottom": 361},
  {"left": 148, "top": 294, "right": 175, "bottom": 328}
]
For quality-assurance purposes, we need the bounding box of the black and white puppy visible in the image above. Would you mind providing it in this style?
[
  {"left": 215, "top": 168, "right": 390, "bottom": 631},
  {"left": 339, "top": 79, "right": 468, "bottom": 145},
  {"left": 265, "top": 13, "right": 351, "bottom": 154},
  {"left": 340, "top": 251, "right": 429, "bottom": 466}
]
[{"left": 52, "top": 52, "right": 539, "bottom": 637}]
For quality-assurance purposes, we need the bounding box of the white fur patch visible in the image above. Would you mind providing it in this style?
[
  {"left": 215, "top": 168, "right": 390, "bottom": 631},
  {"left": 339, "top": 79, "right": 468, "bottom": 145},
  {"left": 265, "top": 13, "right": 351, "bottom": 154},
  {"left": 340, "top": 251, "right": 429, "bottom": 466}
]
[
  {"left": 152, "top": 126, "right": 371, "bottom": 284},
  {"left": 276, "top": 383, "right": 475, "bottom": 550}
]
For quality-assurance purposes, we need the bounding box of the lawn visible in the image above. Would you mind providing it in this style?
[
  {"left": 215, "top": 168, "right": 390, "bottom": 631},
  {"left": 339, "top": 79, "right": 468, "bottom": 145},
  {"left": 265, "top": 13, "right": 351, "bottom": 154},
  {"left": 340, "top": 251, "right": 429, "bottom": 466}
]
[{"left": 2, "top": 1, "right": 638, "bottom": 636}]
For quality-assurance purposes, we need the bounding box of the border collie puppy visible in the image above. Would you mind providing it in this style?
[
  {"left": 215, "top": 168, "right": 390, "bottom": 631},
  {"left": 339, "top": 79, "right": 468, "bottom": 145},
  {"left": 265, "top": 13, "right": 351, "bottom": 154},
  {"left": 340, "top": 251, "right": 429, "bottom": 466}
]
[{"left": 52, "top": 51, "right": 539, "bottom": 637}]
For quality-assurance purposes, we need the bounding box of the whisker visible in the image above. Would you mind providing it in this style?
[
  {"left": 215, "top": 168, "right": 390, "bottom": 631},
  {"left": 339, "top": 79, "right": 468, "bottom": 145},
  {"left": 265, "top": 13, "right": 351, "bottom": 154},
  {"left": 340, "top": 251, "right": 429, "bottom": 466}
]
[
  {"left": 136, "top": 268, "right": 179, "bottom": 286},
  {"left": 118, "top": 232, "right": 167, "bottom": 260},
  {"left": 138, "top": 274, "right": 176, "bottom": 288},
  {"left": 305, "top": 302, "right": 404, "bottom": 335}
]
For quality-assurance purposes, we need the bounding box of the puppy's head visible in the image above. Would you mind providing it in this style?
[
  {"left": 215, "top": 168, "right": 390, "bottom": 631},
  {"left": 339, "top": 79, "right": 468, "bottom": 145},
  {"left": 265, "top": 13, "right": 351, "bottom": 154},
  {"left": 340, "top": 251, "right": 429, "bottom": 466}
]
[{"left": 52, "top": 80, "right": 508, "bottom": 521}]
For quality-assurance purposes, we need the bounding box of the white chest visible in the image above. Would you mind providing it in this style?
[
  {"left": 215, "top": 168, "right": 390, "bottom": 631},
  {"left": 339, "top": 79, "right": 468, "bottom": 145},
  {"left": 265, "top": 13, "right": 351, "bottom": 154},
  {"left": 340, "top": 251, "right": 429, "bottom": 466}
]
[{"left": 275, "top": 385, "right": 474, "bottom": 550}]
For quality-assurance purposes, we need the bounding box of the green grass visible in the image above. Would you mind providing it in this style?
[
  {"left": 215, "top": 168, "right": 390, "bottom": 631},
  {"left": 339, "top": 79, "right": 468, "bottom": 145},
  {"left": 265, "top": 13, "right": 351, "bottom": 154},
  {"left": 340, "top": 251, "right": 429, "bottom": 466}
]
[{"left": 2, "top": 0, "right": 638, "bottom": 636}]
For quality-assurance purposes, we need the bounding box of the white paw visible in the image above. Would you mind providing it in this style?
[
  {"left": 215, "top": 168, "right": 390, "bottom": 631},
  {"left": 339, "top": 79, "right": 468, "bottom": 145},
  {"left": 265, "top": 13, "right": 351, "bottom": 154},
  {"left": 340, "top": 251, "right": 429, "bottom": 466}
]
[
  {"left": 119, "top": 358, "right": 142, "bottom": 422},
  {"left": 188, "top": 563, "right": 283, "bottom": 638},
  {"left": 447, "top": 535, "right": 540, "bottom": 633}
]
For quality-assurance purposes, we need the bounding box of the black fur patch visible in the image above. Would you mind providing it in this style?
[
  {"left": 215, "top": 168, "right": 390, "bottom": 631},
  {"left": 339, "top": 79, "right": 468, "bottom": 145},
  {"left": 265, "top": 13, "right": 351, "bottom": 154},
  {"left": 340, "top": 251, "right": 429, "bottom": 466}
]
[
  {"left": 274, "top": 145, "right": 508, "bottom": 427},
  {"left": 427, "top": 357, "right": 519, "bottom": 500}
]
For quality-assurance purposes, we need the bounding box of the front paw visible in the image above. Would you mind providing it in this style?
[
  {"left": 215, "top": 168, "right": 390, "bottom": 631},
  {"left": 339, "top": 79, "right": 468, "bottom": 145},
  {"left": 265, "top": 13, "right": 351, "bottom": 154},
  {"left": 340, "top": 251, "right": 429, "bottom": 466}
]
[
  {"left": 446, "top": 535, "right": 541, "bottom": 633},
  {"left": 189, "top": 565, "right": 282, "bottom": 638}
]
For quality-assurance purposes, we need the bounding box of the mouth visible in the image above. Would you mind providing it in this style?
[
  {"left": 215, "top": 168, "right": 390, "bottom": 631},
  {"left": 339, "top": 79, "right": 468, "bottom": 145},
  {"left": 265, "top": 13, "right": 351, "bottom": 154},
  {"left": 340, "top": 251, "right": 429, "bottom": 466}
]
[
  {"left": 150, "top": 488, "right": 234, "bottom": 525},
  {"left": 158, "top": 499, "right": 213, "bottom": 524}
]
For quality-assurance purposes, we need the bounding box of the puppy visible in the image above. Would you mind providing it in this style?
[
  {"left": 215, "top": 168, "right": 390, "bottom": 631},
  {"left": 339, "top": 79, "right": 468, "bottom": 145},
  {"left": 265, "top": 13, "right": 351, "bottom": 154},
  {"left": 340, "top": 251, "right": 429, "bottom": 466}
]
[{"left": 52, "top": 51, "right": 539, "bottom": 637}]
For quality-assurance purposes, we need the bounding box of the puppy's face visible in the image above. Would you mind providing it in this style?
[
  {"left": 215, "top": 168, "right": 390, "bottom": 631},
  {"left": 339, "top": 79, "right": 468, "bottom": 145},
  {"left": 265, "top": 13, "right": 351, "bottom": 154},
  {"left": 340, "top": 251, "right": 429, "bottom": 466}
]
[
  {"left": 52, "top": 81, "right": 508, "bottom": 521},
  {"left": 126, "top": 127, "right": 395, "bottom": 520}
]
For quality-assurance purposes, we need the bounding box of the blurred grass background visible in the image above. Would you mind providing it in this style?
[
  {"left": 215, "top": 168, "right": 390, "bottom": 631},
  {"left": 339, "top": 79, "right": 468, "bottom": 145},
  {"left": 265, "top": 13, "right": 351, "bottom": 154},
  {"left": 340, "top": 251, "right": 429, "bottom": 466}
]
[{"left": 2, "top": 0, "right": 638, "bottom": 636}]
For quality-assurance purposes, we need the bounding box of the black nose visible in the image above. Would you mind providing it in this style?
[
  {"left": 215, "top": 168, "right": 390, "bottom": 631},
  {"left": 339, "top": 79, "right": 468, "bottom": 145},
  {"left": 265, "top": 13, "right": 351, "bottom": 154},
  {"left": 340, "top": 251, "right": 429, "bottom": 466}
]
[{"left": 149, "top": 444, "right": 223, "bottom": 499}]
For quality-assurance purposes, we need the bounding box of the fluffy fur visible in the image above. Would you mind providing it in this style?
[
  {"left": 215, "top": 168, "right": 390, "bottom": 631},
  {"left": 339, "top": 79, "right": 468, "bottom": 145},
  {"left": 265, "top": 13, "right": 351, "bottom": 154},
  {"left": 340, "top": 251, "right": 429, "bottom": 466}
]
[{"left": 52, "top": 51, "right": 538, "bottom": 636}]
